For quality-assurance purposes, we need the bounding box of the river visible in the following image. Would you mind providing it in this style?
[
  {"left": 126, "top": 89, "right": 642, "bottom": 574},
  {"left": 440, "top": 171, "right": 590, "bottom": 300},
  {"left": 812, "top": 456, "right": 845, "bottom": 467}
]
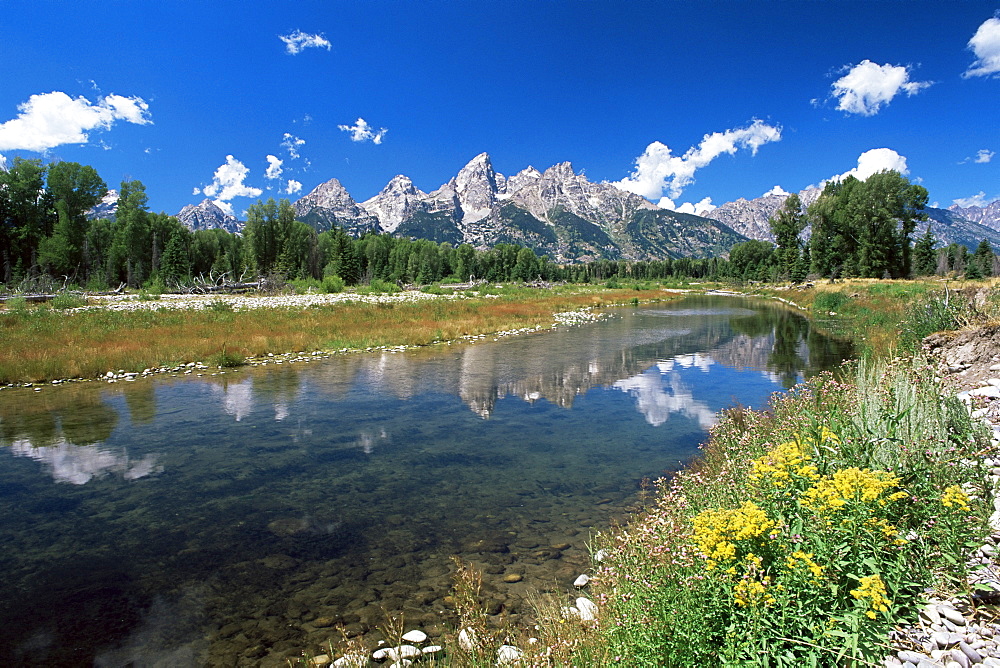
[{"left": 0, "top": 295, "right": 852, "bottom": 666}]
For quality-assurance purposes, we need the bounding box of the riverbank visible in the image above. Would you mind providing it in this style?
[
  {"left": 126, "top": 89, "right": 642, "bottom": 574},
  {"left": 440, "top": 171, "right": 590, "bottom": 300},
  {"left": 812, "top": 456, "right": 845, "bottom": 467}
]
[
  {"left": 296, "top": 280, "right": 1000, "bottom": 667},
  {"left": 0, "top": 285, "right": 676, "bottom": 386}
]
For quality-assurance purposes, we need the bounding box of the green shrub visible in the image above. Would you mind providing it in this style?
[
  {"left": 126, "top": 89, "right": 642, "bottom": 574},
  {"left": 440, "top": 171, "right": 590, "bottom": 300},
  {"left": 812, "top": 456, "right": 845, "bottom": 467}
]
[
  {"left": 210, "top": 345, "right": 245, "bottom": 368},
  {"left": 359, "top": 279, "right": 402, "bottom": 295},
  {"left": 321, "top": 275, "right": 345, "bottom": 294},
  {"left": 4, "top": 296, "right": 28, "bottom": 313},
  {"left": 812, "top": 290, "right": 848, "bottom": 313},
  {"left": 206, "top": 299, "right": 234, "bottom": 313},
  {"left": 50, "top": 293, "right": 87, "bottom": 309}
]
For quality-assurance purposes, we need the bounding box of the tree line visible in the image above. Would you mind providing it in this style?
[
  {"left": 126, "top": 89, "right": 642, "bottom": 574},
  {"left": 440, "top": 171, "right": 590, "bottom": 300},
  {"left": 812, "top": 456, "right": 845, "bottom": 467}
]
[{"left": 1, "top": 158, "right": 994, "bottom": 291}]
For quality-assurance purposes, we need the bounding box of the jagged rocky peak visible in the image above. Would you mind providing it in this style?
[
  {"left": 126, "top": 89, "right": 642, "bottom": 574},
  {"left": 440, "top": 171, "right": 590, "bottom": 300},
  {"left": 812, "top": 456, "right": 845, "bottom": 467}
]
[
  {"left": 361, "top": 175, "right": 429, "bottom": 233},
  {"left": 177, "top": 199, "right": 241, "bottom": 233},
  {"left": 86, "top": 189, "right": 119, "bottom": 221},
  {"left": 453, "top": 152, "right": 504, "bottom": 224},
  {"left": 508, "top": 166, "right": 542, "bottom": 192},
  {"left": 949, "top": 200, "right": 1000, "bottom": 232},
  {"left": 293, "top": 177, "right": 365, "bottom": 217}
]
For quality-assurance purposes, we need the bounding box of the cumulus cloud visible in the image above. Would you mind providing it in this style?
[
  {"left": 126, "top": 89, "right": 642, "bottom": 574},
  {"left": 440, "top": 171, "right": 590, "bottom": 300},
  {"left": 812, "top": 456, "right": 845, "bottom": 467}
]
[
  {"left": 953, "top": 191, "right": 1000, "bottom": 208},
  {"left": 284, "top": 180, "right": 302, "bottom": 195},
  {"left": 966, "top": 149, "right": 996, "bottom": 164},
  {"left": 0, "top": 154, "right": 7, "bottom": 171},
  {"left": 762, "top": 185, "right": 791, "bottom": 197},
  {"left": 833, "top": 148, "right": 909, "bottom": 182},
  {"left": 279, "top": 30, "right": 332, "bottom": 55},
  {"left": 281, "top": 133, "right": 306, "bottom": 159},
  {"left": 663, "top": 197, "right": 717, "bottom": 215},
  {"left": 830, "top": 60, "right": 932, "bottom": 116},
  {"left": 615, "top": 119, "right": 781, "bottom": 201},
  {"left": 338, "top": 118, "right": 387, "bottom": 144},
  {"left": 0, "top": 91, "right": 151, "bottom": 152},
  {"left": 196, "top": 155, "right": 262, "bottom": 215},
  {"left": 265, "top": 154, "right": 283, "bottom": 180},
  {"left": 964, "top": 16, "right": 1000, "bottom": 78}
]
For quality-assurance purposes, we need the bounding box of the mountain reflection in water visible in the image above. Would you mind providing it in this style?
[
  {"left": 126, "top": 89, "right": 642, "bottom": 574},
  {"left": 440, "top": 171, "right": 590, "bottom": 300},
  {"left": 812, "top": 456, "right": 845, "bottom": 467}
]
[{"left": 0, "top": 296, "right": 852, "bottom": 666}]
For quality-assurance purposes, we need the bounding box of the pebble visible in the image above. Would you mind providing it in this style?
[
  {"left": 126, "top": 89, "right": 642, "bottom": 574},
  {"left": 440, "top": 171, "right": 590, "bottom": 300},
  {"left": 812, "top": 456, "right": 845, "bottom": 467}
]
[
  {"left": 497, "top": 645, "right": 523, "bottom": 664},
  {"left": 401, "top": 630, "right": 426, "bottom": 643},
  {"left": 576, "top": 597, "right": 598, "bottom": 621},
  {"left": 573, "top": 574, "right": 591, "bottom": 587}
]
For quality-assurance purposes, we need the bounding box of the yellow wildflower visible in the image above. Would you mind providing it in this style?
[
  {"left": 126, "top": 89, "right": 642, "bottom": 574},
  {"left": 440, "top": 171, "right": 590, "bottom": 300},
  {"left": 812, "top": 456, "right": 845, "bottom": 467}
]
[
  {"left": 691, "top": 502, "right": 775, "bottom": 566},
  {"left": 749, "top": 435, "right": 820, "bottom": 486},
  {"left": 941, "top": 485, "right": 971, "bottom": 512},
  {"left": 850, "top": 574, "right": 890, "bottom": 619},
  {"left": 785, "top": 550, "right": 824, "bottom": 579},
  {"left": 733, "top": 576, "right": 776, "bottom": 607},
  {"left": 802, "top": 467, "right": 901, "bottom": 513}
]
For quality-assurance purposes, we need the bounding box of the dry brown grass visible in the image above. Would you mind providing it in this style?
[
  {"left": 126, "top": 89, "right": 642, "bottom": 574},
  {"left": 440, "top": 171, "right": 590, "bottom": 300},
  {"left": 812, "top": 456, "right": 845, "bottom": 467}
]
[{"left": 0, "top": 288, "right": 677, "bottom": 384}]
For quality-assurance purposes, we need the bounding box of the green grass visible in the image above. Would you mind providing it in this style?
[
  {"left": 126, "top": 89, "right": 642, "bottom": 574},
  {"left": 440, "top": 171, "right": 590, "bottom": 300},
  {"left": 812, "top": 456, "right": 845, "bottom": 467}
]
[
  {"left": 0, "top": 286, "right": 682, "bottom": 383},
  {"left": 578, "top": 356, "right": 990, "bottom": 666}
]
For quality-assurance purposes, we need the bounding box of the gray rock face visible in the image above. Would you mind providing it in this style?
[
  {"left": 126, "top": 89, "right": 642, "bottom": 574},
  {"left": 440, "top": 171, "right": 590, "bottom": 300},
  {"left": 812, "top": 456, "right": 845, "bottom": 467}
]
[
  {"left": 177, "top": 199, "right": 242, "bottom": 234},
  {"left": 291, "top": 152, "right": 747, "bottom": 261},
  {"left": 361, "top": 175, "right": 428, "bottom": 233},
  {"left": 949, "top": 200, "right": 1000, "bottom": 232},
  {"left": 293, "top": 177, "right": 379, "bottom": 235},
  {"left": 85, "top": 189, "right": 119, "bottom": 222},
  {"left": 703, "top": 188, "right": 820, "bottom": 242}
]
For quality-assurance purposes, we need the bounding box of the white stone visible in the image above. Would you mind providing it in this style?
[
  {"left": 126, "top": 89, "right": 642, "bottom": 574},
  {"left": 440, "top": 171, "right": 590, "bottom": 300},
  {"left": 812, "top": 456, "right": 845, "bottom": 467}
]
[
  {"left": 458, "top": 628, "right": 478, "bottom": 652},
  {"left": 497, "top": 645, "right": 523, "bottom": 664},
  {"left": 969, "top": 386, "right": 1000, "bottom": 399},
  {"left": 594, "top": 549, "right": 609, "bottom": 562},
  {"left": 421, "top": 645, "right": 443, "bottom": 656},
  {"left": 333, "top": 655, "right": 366, "bottom": 667},
  {"left": 574, "top": 574, "right": 591, "bottom": 587},
  {"left": 396, "top": 646, "right": 421, "bottom": 660},
  {"left": 576, "top": 597, "right": 598, "bottom": 621},
  {"left": 401, "top": 630, "right": 427, "bottom": 643}
]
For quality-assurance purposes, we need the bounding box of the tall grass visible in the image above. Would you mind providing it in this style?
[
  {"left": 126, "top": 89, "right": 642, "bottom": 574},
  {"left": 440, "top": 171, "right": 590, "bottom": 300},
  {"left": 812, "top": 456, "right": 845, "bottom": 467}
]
[
  {"left": 0, "top": 288, "right": 675, "bottom": 383},
  {"left": 565, "top": 356, "right": 991, "bottom": 665}
]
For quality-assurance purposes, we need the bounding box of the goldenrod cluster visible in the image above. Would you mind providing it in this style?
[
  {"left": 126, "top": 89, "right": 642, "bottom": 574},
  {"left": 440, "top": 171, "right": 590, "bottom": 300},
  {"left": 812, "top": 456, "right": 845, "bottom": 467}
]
[
  {"left": 850, "top": 574, "right": 890, "bottom": 619},
  {"left": 691, "top": 501, "right": 775, "bottom": 569},
  {"left": 940, "top": 484, "right": 971, "bottom": 512},
  {"left": 733, "top": 575, "right": 777, "bottom": 608},
  {"left": 785, "top": 550, "right": 824, "bottom": 579},
  {"left": 749, "top": 435, "right": 820, "bottom": 486},
  {"left": 801, "top": 467, "right": 902, "bottom": 513}
]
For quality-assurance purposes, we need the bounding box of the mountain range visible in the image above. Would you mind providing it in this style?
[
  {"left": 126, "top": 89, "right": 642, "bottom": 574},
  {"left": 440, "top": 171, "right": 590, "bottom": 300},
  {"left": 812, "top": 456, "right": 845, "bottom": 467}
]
[
  {"left": 290, "top": 152, "right": 744, "bottom": 261},
  {"left": 88, "top": 152, "right": 1000, "bottom": 260}
]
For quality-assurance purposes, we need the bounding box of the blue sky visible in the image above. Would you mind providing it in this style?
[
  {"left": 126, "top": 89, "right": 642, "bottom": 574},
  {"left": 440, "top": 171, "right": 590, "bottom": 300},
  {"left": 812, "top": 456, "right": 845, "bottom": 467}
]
[{"left": 1, "top": 1, "right": 998, "bottom": 218}]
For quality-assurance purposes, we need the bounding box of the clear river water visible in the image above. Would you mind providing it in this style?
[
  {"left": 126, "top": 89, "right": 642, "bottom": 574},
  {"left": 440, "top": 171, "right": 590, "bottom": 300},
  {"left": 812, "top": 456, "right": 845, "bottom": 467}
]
[{"left": 0, "top": 295, "right": 853, "bottom": 666}]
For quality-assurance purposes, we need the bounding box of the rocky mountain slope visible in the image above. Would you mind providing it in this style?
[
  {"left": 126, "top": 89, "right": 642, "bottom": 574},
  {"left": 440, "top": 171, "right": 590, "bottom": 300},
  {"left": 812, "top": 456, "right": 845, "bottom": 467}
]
[
  {"left": 85, "top": 189, "right": 119, "bottom": 221},
  {"left": 704, "top": 187, "right": 1000, "bottom": 250},
  {"left": 177, "top": 199, "right": 242, "bottom": 234},
  {"left": 294, "top": 153, "right": 747, "bottom": 261},
  {"left": 949, "top": 201, "right": 1000, "bottom": 232}
]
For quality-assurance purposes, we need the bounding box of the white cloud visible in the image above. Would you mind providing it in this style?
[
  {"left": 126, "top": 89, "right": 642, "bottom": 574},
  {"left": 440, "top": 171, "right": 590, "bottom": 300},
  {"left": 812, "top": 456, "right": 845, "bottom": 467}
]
[
  {"left": 265, "top": 154, "right": 283, "bottom": 180},
  {"left": 0, "top": 154, "right": 7, "bottom": 171},
  {"left": 615, "top": 119, "right": 781, "bottom": 201},
  {"left": 192, "top": 187, "right": 201, "bottom": 195},
  {"left": 0, "top": 91, "right": 151, "bottom": 152},
  {"left": 199, "top": 155, "right": 262, "bottom": 213},
  {"left": 284, "top": 179, "right": 303, "bottom": 195},
  {"left": 762, "top": 185, "right": 791, "bottom": 197},
  {"left": 963, "top": 16, "right": 1000, "bottom": 78},
  {"left": 830, "top": 60, "right": 932, "bottom": 116},
  {"left": 659, "top": 197, "right": 717, "bottom": 216},
  {"left": 953, "top": 191, "right": 1000, "bottom": 208},
  {"left": 975, "top": 149, "right": 995, "bottom": 164},
  {"left": 833, "top": 148, "right": 909, "bottom": 182},
  {"left": 338, "top": 118, "right": 387, "bottom": 144},
  {"left": 281, "top": 133, "right": 306, "bottom": 159},
  {"left": 279, "top": 30, "right": 332, "bottom": 55}
]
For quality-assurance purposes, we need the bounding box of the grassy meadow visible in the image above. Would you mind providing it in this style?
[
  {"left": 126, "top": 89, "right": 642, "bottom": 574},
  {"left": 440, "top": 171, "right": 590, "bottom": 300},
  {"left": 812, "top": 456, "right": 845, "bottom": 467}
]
[{"left": 0, "top": 285, "right": 674, "bottom": 385}]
